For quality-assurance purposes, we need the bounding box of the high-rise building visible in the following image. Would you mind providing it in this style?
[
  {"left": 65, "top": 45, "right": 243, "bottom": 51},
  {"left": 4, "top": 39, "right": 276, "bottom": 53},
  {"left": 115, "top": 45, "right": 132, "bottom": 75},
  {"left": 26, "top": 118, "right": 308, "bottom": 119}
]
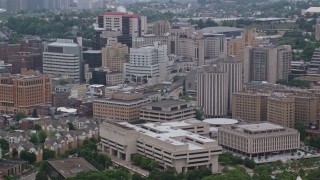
[
  {"left": 315, "top": 24, "right": 320, "bottom": 41},
  {"left": 97, "top": 12, "right": 147, "bottom": 38},
  {"left": 267, "top": 94, "right": 295, "bottom": 128},
  {"left": 6, "top": 0, "right": 26, "bottom": 13},
  {"left": 152, "top": 20, "right": 170, "bottom": 36},
  {"left": 197, "top": 65, "right": 228, "bottom": 118},
  {"left": 101, "top": 42, "right": 128, "bottom": 72},
  {"left": 124, "top": 42, "right": 172, "bottom": 85},
  {"left": 220, "top": 56, "right": 242, "bottom": 112},
  {"left": 244, "top": 45, "right": 292, "bottom": 83},
  {"left": 307, "top": 48, "right": 320, "bottom": 74},
  {"left": 43, "top": 39, "right": 82, "bottom": 83},
  {"left": 227, "top": 28, "right": 263, "bottom": 62},
  {"left": 0, "top": 68, "right": 51, "bottom": 114},
  {"left": 232, "top": 91, "right": 270, "bottom": 122}
]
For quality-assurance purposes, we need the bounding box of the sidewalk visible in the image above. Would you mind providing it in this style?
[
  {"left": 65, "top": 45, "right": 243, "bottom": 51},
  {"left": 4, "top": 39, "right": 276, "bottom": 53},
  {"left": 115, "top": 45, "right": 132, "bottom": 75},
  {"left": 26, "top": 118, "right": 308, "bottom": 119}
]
[{"left": 101, "top": 152, "right": 150, "bottom": 177}]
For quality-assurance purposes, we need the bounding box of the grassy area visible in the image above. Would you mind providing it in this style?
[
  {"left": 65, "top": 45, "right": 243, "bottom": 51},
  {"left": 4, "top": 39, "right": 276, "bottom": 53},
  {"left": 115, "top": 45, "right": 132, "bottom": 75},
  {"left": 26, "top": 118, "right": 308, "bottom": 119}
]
[{"left": 180, "top": 95, "right": 196, "bottom": 101}]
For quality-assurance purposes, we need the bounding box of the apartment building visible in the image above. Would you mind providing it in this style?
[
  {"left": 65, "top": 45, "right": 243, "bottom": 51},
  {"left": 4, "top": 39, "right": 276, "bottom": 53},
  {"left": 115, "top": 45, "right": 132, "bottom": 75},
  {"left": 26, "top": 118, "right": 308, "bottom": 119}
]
[
  {"left": 151, "top": 20, "right": 170, "bottom": 36},
  {"left": 93, "top": 92, "right": 149, "bottom": 121},
  {"left": 97, "top": 12, "right": 147, "bottom": 38},
  {"left": 100, "top": 121, "right": 222, "bottom": 173},
  {"left": 244, "top": 45, "right": 292, "bottom": 83},
  {"left": 101, "top": 42, "right": 128, "bottom": 72},
  {"left": 140, "top": 100, "right": 196, "bottom": 122},
  {"left": 316, "top": 24, "right": 320, "bottom": 41},
  {"left": 0, "top": 68, "right": 51, "bottom": 114},
  {"left": 307, "top": 48, "right": 320, "bottom": 74},
  {"left": 267, "top": 94, "right": 295, "bottom": 128},
  {"left": 232, "top": 92, "right": 270, "bottom": 122},
  {"left": 197, "top": 65, "right": 228, "bottom": 118},
  {"left": 132, "top": 35, "right": 170, "bottom": 53},
  {"left": 43, "top": 39, "right": 82, "bottom": 83},
  {"left": 218, "top": 123, "right": 300, "bottom": 157}
]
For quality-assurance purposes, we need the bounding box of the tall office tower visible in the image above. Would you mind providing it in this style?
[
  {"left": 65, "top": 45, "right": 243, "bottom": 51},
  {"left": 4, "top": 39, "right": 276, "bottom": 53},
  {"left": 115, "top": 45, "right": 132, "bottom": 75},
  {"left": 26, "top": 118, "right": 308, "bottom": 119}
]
[
  {"left": 152, "top": 20, "right": 170, "bottom": 36},
  {"left": 316, "top": 23, "right": 320, "bottom": 41},
  {"left": 197, "top": 65, "right": 228, "bottom": 118},
  {"left": 294, "top": 95, "right": 318, "bottom": 125},
  {"left": 177, "top": 36, "right": 205, "bottom": 66},
  {"left": 0, "top": 68, "right": 51, "bottom": 114},
  {"left": 97, "top": 12, "right": 147, "bottom": 38},
  {"left": 308, "top": 48, "right": 320, "bottom": 74},
  {"left": 0, "top": 0, "right": 6, "bottom": 9},
  {"left": 244, "top": 45, "right": 292, "bottom": 83},
  {"left": 203, "top": 34, "right": 227, "bottom": 63},
  {"left": 124, "top": 42, "right": 172, "bottom": 85},
  {"left": 267, "top": 94, "right": 295, "bottom": 128},
  {"left": 102, "top": 42, "right": 128, "bottom": 72},
  {"left": 43, "top": 39, "right": 82, "bottom": 83},
  {"left": 6, "top": 0, "right": 26, "bottom": 13},
  {"left": 26, "top": 0, "right": 44, "bottom": 11},
  {"left": 228, "top": 28, "right": 263, "bottom": 62},
  {"left": 220, "top": 56, "right": 242, "bottom": 112},
  {"left": 232, "top": 92, "right": 269, "bottom": 122}
]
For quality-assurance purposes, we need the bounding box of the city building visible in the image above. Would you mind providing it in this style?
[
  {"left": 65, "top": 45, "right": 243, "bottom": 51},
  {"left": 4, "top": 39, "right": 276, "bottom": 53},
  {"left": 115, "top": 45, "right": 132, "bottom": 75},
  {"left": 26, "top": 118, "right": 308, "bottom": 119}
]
[
  {"left": 227, "top": 28, "right": 263, "bottom": 62},
  {"left": 47, "top": 158, "right": 97, "bottom": 180},
  {"left": 100, "top": 121, "right": 222, "bottom": 173},
  {"left": 151, "top": 20, "right": 170, "bottom": 36},
  {"left": 97, "top": 12, "right": 147, "bottom": 38},
  {"left": 132, "top": 34, "right": 169, "bottom": 53},
  {"left": 267, "top": 94, "right": 295, "bottom": 128},
  {"left": 89, "top": 67, "right": 124, "bottom": 86},
  {"left": 0, "top": 61, "right": 12, "bottom": 73},
  {"left": 0, "top": 68, "right": 52, "bottom": 114},
  {"left": 101, "top": 42, "right": 128, "bottom": 72},
  {"left": 0, "top": 160, "right": 28, "bottom": 177},
  {"left": 232, "top": 92, "right": 270, "bottom": 122},
  {"left": 218, "top": 123, "right": 300, "bottom": 157},
  {"left": 83, "top": 50, "right": 102, "bottom": 69},
  {"left": 43, "top": 39, "right": 82, "bottom": 83},
  {"left": 124, "top": 42, "right": 173, "bottom": 85},
  {"left": 197, "top": 65, "right": 228, "bottom": 118},
  {"left": 93, "top": 91, "right": 149, "bottom": 121},
  {"left": 140, "top": 100, "right": 196, "bottom": 122},
  {"left": 308, "top": 48, "right": 320, "bottom": 74},
  {"left": 244, "top": 45, "right": 292, "bottom": 83},
  {"left": 316, "top": 24, "right": 320, "bottom": 41}
]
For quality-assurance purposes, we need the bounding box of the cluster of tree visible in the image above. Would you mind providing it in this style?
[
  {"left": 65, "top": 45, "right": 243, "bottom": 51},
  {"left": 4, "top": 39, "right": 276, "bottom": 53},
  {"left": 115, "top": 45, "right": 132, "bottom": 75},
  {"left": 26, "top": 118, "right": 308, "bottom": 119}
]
[
  {"left": 218, "top": 152, "right": 256, "bottom": 169},
  {"left": 62, "top": 139, "right": 112, "bottom": 170},
  {"left": 188, "top": 18, "right": 219, "bottom": 29},
  {"left": 283, "top": 31, "right": 302, "bottom": 38},
  {"left": 14, "top": 112, "right": 26, "bottom": 121},
  {"left": 131, "top": 154, "right": 159, "bottom": 171},
  {"left": 195, "top": 109, "right": 204, "bottom": 120},
  {"left": 305, "top": 137, "right": 320, "bottom": 149},
  {"left": 276, "top": 79, "right": 309, "bottom": 88},
  {"left": 294, "top": 122, "right": 307, "bottom": 141},
  {"left": 20, "top": 150, "right": 36, "bottom": 164},
  {"left": 29, "top": 130, "right": 47, "bottom": 145}
]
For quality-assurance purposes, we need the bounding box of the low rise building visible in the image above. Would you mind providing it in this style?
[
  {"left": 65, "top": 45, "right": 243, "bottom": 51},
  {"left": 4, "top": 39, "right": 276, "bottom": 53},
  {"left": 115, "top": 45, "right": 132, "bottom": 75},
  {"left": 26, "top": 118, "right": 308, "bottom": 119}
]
[
  {"left": 100, "top": 121, "right": 222, "bottom": 173},
  {"left": 218, "top": 123, "right": 300, "bottom": 157},
  {"left": 140, "top": 100, "right": 195, "bottom": 122},
  {"left": 0, "top": 160, "right": 28, "bottom": 177}
]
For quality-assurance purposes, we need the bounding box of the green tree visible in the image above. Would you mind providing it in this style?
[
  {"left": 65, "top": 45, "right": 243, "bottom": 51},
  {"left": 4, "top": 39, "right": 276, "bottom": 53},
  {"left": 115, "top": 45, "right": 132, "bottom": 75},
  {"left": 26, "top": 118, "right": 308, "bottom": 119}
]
[
  {"left": 295, "top": 122, "right": 306, "bottom": 141},
  {"left": 96, "top": 153, "right": 112, "bottom": 168},
  {"left": 195, "top": 109, "right": 204, "bottom": 120},
  {"left": 66, "top": 168, "right": 131, "bottom": 180},
  {"left": 29, "top": 133, "right": 39, "bottom": 144},
  {"left": 244, "top": 157, "right": 256, "bottom": 169},
  {"left": 0, "top": 139, "right": 9, "bottom": 151},
  {"left": 43, "top": 149, "right": 55, "bottom": 160},
  {"left": 203, "top": 167, "right": 250, "bottom": 180},
  {"left": 252, "top": 164, "right": 273, "bottom": 180},
  {"left": 38, "top": 130, "right": 47, "bottom": 143},
  {"left": 67, "top": 122, "right": 75, "bottom": 130},
  {"left": 35, "top": 171, "right": 48, "bottom": 180},
  {"left": 34, "top": 124, "right": 42, "bottom": 131},
  {"left": 32, "top": 109, "right": 38, "bottom": 118},
  {"left": 12, "top": 148, "right": 18, "bottom": 158},
  {"left": 14, "top": 112, "right": 26, "bottom": 121},
  {"left": 20, "top": 150, "right": 36, "bottom": 164}
]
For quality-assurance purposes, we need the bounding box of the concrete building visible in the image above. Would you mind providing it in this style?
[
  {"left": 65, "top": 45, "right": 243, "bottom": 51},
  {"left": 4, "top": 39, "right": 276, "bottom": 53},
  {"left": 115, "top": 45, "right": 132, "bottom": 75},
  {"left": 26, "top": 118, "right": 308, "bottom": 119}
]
[
  {"left": 218, "top": 123, "right": 300, "bottom": 157},
  {"left": 232, "top": 92, "right": 270, "bottom": 122},
  {"left": 83, "top": 50, "right": 102, "bottom": 69},
  {"left": 219, "top": 57, "right": 242, "bottom": 112},
  {"left": 197, "top": 65, "right": 228, "bottom": 118},
  {"left": 101, "top": 42, "right": 128, "bottom": 72},
  {"left": 124, "top": 42, "right": 173, "bottom": 85},
  {"left": 100, "top": 121, "right": 222, "bottom": 173},
  {"left": 227, "top": 28, "right": 263, "bottom": 62},
  {"left": 0, "top": 68, "right": 51, "bottom": 114},
  {"left": 93, "top": 91, "right": 149, "bottom": 121},
  {"left": 43, "top": 39, "right": 82, "bottom": 83},
  {"left": 307, "top": 48, "right": 320, "bottom": 74},
  {"left": 151, "top": 20, "right": 170, "bottom": 36},
  {"left": 132, "top": 34, "right": 169, "bottom": 53},
  {"left": 244, "top": 45, "right": 292, "bottom": 83},
  {"left": 316, "top": 24, "right": 320, "bottom": 41},
  {"left": 140, "top": 100, "right": 196, "bottom": 122},
  {"left": 267, "top": 94, "right": 295, "bottom": 128},
  {"left": 97, "top": 12, "right": 147, "bottom": 38}
]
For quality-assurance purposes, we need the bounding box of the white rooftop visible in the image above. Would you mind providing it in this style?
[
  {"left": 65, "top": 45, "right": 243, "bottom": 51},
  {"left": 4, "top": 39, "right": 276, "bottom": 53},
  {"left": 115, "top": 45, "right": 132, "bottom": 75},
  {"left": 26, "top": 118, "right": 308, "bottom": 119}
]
[
  {"left": 57, "top": 107, "right": 77, "bottom": 114},
  {"left": 203, "top": 118, "right": 239, "bottom": 125},
  {"left": 161, "top": 118, "right": 203, "bottom": 127},
  {"left": 305, "top": 7, "right": 320, "bottom": 13},
  {"left": 238, "top": 123, "right": 284, "bottom": 132},
  {"left": 120, "top": 122, "right": 217, "bottom": 150}
]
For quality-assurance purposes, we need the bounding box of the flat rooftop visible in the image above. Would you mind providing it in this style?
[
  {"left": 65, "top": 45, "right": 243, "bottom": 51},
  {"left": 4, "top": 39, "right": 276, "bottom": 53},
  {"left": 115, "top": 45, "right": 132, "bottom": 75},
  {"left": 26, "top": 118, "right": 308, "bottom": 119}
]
[
  {"left": 203, "top": 118, "right": 238, "bottom": 125},
  {"left": 48, "top": 158, "right": 97, "bottom": 178},
  {"left": 94, "top": 98, "right": 149, "bottom": 105},
  {"left": 147, "top": 100, "right": 188, "bottom": 108},
  {"left": 238, "top": 123, "right": 284, "bottom": 132}
]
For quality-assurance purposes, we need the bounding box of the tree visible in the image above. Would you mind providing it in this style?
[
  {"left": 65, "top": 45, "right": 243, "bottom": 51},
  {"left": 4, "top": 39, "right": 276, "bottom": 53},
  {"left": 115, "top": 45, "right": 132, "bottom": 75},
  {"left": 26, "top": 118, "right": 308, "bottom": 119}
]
[
  {"left": 43, "top": 149, "right": 55, "bottom": 160},
  {"left": 0, "top": 139, "right": 9, "bottom": 151},
  {"left": 20, "top": 150, "right": 36, "bottom": 164},
  {"left": 96, "top": 153, "right": 112, "bottom": 168},
  {"left": 34, "top": 124, "right": 42, "bottom": 131},
  {"left": 203, "top": 167, "right": 250, "bottom": 180},
  {"left": 12, "top": 148, "right": 18, "bottom": 158},
  {"left": 195, "top": 109, "right": 204, "bottom": 120},
  {"left": 38, "top": 130, "right": 47, "bottom": 143},
  {"left": 67, "top": 122, "right": 75, "bottom": 130},
  {"left": 29, "top": 133, "right": 39, "bottom": 144},
  {"left": 252, "top": 165, "right": 273, "bottom": 180},
  {"left": 14, "top": 112, "right": 26, "bottom": 121},
  {"left": 243, "top": 157, "right": 256, "bottom": 169},
  {"left": 35, "top": 171, "right": 48, "bottom": 180},
  {"left": 32, "top": 109, "right": 38, "bottom": 118},
  {"left": 295, "top": 122, "right": 306, "bottom": 141},
  {"left": 66, "top": 168, "right": 131, "bottom": 180}
]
